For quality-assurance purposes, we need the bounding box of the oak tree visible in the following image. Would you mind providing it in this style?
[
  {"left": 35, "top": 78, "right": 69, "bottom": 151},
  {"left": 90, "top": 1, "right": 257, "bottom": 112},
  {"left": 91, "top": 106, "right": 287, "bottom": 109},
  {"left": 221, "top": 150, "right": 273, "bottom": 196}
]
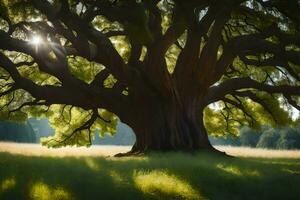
[{"left": 1, "top": 0, "right": 300, "bottom": 154}]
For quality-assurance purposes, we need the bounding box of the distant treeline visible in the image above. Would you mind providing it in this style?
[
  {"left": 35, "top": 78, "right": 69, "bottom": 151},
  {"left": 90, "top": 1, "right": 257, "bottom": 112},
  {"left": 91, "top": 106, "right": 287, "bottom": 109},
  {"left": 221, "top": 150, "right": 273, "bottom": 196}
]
[
  {"left": 0, "top": 119, "right": 135, "bottom": 145},
  {"left": 0, "top": 121, "right": 36, "bottom": 143},
  {"left": 0, "top": 119, "right": 54, "bottom": 143},
  {"left": 1, "top": 119, "right": 300, "bottom": 149},
  {"left": 210, "top": 126, "right": 300, "bottom": 150}
]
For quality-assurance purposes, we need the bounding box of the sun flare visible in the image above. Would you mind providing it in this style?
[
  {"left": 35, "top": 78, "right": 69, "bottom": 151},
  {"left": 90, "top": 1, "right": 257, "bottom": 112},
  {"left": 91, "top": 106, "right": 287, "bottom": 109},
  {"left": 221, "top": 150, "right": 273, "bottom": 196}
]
[{"left": 30, "top": 35, "right": 43, "bottom": 46}]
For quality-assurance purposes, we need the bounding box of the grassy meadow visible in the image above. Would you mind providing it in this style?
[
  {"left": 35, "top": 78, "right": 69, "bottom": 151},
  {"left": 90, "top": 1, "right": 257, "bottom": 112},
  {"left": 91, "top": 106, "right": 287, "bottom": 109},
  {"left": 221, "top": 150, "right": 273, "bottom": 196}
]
[{"left": 0, "top": 143, "right": 299, "bottom": 200}]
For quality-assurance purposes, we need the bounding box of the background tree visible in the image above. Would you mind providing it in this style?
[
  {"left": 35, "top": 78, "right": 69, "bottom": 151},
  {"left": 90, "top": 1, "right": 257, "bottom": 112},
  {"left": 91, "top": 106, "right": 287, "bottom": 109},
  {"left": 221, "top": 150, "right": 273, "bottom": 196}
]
[
  {"left": 239, "top": 127, "right": 260, "bottom": 147},
  {"left": 256, "top": 128, "right": 279, "bottom": 148},
  {"left": 0, "top": 0, "right": 300, "bottom": 154},
  {"left": 256, "top": 126, "right": 300, "bottom": 149},
  {"left": 0, "top": 121, "right": 36, "bottom": 143}
]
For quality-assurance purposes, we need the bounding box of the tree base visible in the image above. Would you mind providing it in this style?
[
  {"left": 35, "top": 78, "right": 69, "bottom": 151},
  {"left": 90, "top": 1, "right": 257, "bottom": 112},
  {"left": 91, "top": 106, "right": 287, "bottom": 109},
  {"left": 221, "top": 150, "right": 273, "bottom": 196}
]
[
  {"left": 113, "top": 146, "right": 233, "bottom": 157},
  {"left": 114, "top": 151, "right": 145, "bottom": 157}
]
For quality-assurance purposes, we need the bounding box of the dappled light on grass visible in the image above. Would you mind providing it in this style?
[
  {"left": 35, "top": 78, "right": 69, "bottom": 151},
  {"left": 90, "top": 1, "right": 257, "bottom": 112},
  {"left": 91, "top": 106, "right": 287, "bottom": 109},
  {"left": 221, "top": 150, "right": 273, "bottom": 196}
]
[
  {"left": 216, "top": 164, "right": 242, "bottom": 176},
  {"left": 216, "top": 164, "right": 260, "bottom": 177},
  {"left": 84, "top": 158, "right": 100, "bottom": 171},
  {"left": 109, "top": 170, "right": 125, "bottom": 185},
  {"left": 30, "top": 182, "right": 73, "bottom": 200},
  {"left": 0, "top": 177, "right": 16, "bottom": 193},
  {"left": 282, "top": 168, "right": 300, "bottom": 175},
  {"left": 133, "top": 170, "right": 205, "bottom": 200},
  {"left": 0, "top": 144, "right": 299, "bottom": 200}
]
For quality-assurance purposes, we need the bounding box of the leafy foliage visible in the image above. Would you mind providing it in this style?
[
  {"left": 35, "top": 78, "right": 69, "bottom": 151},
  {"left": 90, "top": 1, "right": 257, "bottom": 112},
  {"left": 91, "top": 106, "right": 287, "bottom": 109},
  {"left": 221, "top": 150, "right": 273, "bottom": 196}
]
[
  {"left": 40, "top": 106, "right": 118, "bottom": 147},
  {"left": 0, "top": 0, "right": 300, "bottom": 149}
]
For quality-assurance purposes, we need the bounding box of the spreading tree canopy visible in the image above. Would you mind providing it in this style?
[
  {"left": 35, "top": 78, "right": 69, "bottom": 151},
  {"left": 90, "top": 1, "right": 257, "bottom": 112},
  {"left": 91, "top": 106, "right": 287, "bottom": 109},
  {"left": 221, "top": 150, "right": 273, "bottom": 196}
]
[{"left": 0, "top": 0, "right": 300, "bottom": 154}]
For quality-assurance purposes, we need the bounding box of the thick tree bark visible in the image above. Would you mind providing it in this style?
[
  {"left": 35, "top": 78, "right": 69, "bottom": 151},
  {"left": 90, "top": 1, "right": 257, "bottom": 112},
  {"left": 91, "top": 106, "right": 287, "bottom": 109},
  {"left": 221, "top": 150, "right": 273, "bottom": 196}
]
[
  {"left": 130, "top": 118, "right": 213, "bottom": 153},
  {"left": 118, "top": 93, "right": 217, "bottom": 155}
]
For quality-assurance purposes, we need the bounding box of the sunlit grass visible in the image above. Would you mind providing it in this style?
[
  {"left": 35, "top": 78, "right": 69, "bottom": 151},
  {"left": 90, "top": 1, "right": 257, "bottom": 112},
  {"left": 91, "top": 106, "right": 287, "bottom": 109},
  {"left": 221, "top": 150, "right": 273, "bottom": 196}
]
[
  {"left": 215, "top": 145, "right": 300, "bottom": 158},
  {"left": 133, "top": 170, "right": 204, "bottom": 200},
  {"left": 0, "top": 143, "right": 299, "bottom": 200},
  {"left": 282, "top": 168, "right": 300, "bottom": 175},
  {"left": 216, "top": 164, "right": 243, "bottom": 176},
  {"left": 1, "top": 142, "right": 300, "bottom": 158},
  {"left": 216, "top": 164, "right": 261, "bottom": 177},
  {"left": 109, "top": 170, "right": 124, "bottom": 185},
  {"left": 0, "top": 142, "right": 130, "bottom": 157},
  {"left": 0, "top": 177, "right": 16, "bottom": 193},
  {"left": 30, "top": 182, "right": 73, "bottom": 200},
  {"left": 84, "top": 158, "right": 101, "bottom": 171}
]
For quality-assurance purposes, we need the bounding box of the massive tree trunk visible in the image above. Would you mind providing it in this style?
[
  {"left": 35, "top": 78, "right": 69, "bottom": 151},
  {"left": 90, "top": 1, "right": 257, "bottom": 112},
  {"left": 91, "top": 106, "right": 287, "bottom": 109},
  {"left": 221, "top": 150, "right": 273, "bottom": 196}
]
[
  {"left": 130, "top": 115, "right": 213, "bottom": 153},
  {"left": 121, "top": 91, "right": 215, "bottom": 154}
]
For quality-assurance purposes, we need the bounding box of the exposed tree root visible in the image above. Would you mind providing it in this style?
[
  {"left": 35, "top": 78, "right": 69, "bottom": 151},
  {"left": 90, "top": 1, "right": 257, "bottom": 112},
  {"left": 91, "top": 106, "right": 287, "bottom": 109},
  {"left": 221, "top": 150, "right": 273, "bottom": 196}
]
[
  {"left": 114, "top": 146, "right": 234, "bottom": 158},
  {"left": 114, "top": 150, "right": 145, "bottom": 157}
]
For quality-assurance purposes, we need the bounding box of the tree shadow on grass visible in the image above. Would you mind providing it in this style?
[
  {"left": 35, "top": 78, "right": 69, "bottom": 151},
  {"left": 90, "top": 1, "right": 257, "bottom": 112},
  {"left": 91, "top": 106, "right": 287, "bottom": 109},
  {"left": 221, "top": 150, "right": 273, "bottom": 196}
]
[{"left": 0, "top": 152, "right": 299, "bottom": 200}]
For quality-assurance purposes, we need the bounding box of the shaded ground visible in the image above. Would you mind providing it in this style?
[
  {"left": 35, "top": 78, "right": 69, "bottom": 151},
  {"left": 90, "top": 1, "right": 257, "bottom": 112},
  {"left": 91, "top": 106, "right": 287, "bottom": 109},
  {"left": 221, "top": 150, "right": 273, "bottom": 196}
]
[{"left": 0, "top": 143, "right": 299, "bottom": 200}]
